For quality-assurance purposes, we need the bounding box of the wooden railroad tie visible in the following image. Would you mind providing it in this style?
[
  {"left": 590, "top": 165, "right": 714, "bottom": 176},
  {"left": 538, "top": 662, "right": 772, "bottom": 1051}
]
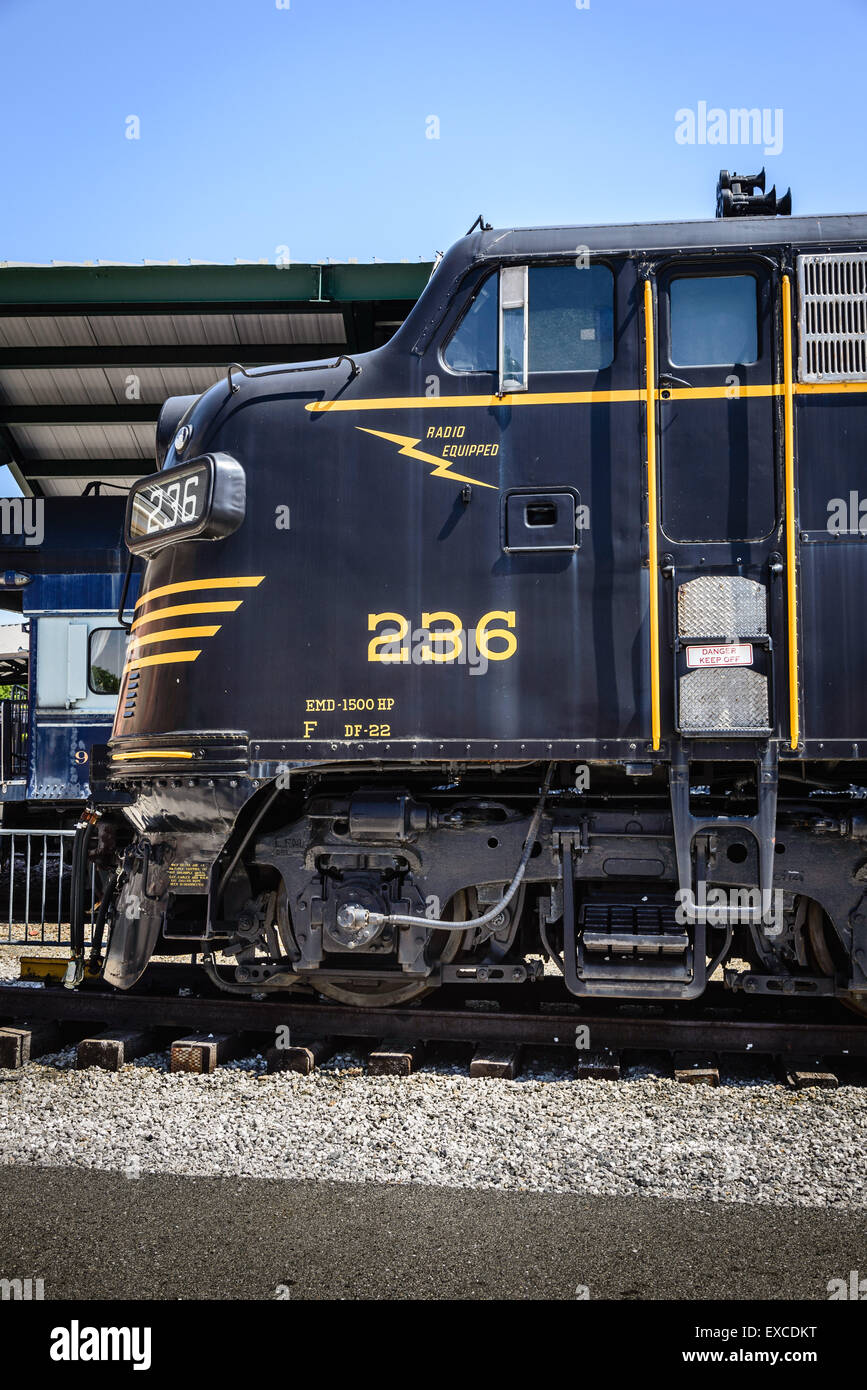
[
  {"left": 776, "top": 1055, "right": 839, "bottom": 1090},
  {"left": 368, "top": 1038, "right": 425, "bottom": 1076},
  {"left": 169, "top": 1033, "right": 247, "bottom": 1075},
  {"left": 77, "top": 1030, "right": 157, "bottom": 1072},
  {"left": 469, "top": 1044, "right": 523, "bottom": 1078},
  {"left": 673, "top": 1052, "right": 720, "bottom": 1087},
  {"left": 0, "top": 1021, "right": 63, "bottom": 1068},
  {"left": 266, "top": 1036, "right": 336, "bottom": 1075}
]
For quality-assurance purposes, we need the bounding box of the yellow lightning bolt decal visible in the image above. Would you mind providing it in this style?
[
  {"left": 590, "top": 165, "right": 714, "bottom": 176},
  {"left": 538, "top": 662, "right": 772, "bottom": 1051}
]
[{"left": 356, "top": 427, "right": 498, "bottom": 489}]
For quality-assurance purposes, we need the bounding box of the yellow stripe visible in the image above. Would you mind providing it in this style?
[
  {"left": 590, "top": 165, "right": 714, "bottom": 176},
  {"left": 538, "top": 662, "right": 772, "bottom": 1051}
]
[
  {"left": 128, "top": 625, "right": 221, "bottom": 649},
  {"left": 308, "top": 390, "right": 642, "bottom": 412},
  {"left": 644, "top": 280, "right": 661, "bottom": 753},
  {"left": 306, "top": 381, "right": 867, "bottom": 412},
  {"left": 113, "top": 750, "right": 195, "bottom": 761},
  {"left": 134, "top": 576, "right": 264, "bottom": 610},
  {"left": 662, "top": 384, "right": 783, "bottom": 400},
  {"left": 131, "top": 601, "right": 242, "bottom": 632},
  {"left": 123, "top": 649, "right": 201, "bottom": 675},
  {"left": 794, "top": 381, "right": 867, "bottom": 395},
  {"left": 664, "top": 383, "right": 867, "bottom": 400},
  {"left": 783, "top": 276, "right": 799, "bottom": 751}
]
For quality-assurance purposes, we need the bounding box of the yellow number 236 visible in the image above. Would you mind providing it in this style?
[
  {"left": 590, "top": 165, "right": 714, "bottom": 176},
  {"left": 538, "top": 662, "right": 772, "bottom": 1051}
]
[{"left": 367, "top": 610, "right": 517, "bottom": 665}]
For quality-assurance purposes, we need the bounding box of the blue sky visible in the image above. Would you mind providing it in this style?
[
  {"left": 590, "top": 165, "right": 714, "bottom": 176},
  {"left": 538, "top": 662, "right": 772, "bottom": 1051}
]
[
  {"left": 1, "top": 0, "right": 865, "bottom": 266},
  {"left": 0, "top": 0, "right": 864, "bottom": 502}
]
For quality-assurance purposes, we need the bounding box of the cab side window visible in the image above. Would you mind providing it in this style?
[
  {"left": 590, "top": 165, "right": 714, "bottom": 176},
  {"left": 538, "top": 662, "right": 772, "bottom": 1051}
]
[
  {"left": 442, "top": 262, "right": 615, "bottom": 383},
  {"left": 529, "top": 265, "right": 614, "bottom": 372},
  {"left": 442, "top": 274, "right": 498, "bottom": 372},
  {"left": 669, "top": 274, "right": 758, "bottom": 366}
]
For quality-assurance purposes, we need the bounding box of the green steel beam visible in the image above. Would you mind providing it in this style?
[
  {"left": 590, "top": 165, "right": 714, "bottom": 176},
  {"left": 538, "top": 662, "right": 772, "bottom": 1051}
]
[
  {"left": 0, "top": 263, "right": 432, "bottom": 308},
  {"left": 0, "top": 298, "right": 343, "bottom": 319}
]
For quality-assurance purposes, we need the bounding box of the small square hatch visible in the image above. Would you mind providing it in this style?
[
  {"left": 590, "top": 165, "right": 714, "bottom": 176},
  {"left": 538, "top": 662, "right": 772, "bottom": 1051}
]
[{"left": 503, "top": 489, "right": 580, "bottom": 553}]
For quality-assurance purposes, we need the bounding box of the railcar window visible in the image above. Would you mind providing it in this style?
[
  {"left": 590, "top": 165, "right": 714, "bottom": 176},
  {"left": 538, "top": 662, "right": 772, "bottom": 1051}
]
[
  {"left": 669, "top": 274, "right": 758, "bottom": 366},
  {"left": 88, "top": 628, "right": 126, "bottom": 695},
  {"left": 528, "top": 265, "right": 614, "bottom": 372},
  {"left": 442, "top": 274, "right": 498, "bottom": 372}
]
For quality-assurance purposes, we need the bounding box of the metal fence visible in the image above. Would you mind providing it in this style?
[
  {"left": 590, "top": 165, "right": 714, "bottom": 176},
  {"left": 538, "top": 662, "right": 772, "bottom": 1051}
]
[{"left": 0, "top": 828, "right": 97, "bottom": 946}]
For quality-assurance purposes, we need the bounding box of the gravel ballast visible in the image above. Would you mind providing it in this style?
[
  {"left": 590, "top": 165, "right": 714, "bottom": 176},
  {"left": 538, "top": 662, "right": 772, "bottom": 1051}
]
[
  {"left": 2, "top": 951, "right": 865, "bottom": 1208},
  {"left": 1, "top": 1045, "right": 866, "bottom": 1207}
]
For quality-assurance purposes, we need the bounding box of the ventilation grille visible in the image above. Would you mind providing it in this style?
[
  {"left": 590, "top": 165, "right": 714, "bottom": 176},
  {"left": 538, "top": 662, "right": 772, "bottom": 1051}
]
[
  {"left": 121, "top": 671, "right": 140, "bottom": 722},
  {"left": 679, "top": 667, "right": 770, "bottom": 734},
  {"left": 798, "top": 253, "right": 867, "bottom": 382},
  {"left": 678, "top": 575, "right": 767, "bottom": 639}
]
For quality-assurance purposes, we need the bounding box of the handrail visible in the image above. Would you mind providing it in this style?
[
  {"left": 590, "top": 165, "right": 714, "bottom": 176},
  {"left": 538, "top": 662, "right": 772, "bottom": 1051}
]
[
  {"left": 782, "top": 275, "right": 799, "bottom": 750},
  {"left": 226, "top": 355, "right": 361, "bottom": 396},
  {"left": 643, "top": 278, "right": 661, "bottom": 751}
]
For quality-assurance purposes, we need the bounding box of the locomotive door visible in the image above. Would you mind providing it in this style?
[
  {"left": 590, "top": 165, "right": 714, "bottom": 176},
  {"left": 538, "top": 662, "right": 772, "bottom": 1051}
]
[
  {"left": 654, "top": 259, "right": 778, "bottom": 547},
  {"left": 650, "top": 258, "right": 788, "bottom": 745},
  {"left": 430, "top": 255, "right": 647, "bottom": 747}
]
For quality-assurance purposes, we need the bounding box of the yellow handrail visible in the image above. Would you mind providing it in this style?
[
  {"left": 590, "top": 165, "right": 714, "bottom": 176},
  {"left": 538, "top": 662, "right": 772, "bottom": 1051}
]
[
  {"left": 644, "top": 278, "right": 661, "bottom": 751},
  {"left": 782, "top": 275, "right": 799, "bottom": 750}
]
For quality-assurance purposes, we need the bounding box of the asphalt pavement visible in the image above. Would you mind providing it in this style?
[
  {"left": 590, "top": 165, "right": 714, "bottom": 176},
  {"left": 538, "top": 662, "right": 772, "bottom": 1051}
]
[{"left": 0, "top": 1166, "right": 864, "bottom": 1301}]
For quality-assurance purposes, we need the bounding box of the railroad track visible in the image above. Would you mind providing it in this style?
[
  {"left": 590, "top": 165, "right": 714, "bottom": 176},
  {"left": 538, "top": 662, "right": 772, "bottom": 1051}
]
[{"left": 1, "top": 963, "right": 866, "bottom": 1086}]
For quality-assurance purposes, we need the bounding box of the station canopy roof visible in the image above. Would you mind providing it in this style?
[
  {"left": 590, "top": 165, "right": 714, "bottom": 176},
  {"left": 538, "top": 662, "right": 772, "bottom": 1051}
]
[{"left": 0, "top": 259, "right": 432, "bottom": 498}]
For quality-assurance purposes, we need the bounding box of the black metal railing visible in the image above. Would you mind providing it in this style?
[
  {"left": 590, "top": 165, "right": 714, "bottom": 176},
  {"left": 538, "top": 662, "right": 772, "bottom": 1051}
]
[
  {"left": 0, "top": 688, "right": 28, "bottom": 781},
  {"left": 0, "top": 828, "right": 97, "bottom": 946}
]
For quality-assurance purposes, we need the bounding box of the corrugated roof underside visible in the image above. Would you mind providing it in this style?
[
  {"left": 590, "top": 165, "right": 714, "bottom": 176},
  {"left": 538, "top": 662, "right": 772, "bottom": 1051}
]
[
  {"left": 10, "top": 423, "right": 155, "bottom": 459},
  {"left": 0, "top": 366, "right": 226, "bottom": 406},
  {"left": 0, "top": 311, "right": 346, "bottom": 349}
]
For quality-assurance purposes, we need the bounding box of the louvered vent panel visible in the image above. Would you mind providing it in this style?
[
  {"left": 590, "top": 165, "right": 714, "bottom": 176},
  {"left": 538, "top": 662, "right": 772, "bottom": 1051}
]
[{"left": 798, "top": 253, "right": 867, "bottom": 382}]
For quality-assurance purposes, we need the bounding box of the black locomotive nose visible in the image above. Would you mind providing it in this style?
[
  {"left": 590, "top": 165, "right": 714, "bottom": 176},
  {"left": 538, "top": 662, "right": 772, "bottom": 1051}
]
[{"left": 155, "top": 394, "right": 199, "bottom": 467}]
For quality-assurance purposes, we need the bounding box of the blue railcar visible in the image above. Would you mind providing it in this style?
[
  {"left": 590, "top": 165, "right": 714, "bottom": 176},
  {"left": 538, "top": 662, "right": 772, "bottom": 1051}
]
[{"left": 0, "top": 498, "right": 139, "bottom": 827}]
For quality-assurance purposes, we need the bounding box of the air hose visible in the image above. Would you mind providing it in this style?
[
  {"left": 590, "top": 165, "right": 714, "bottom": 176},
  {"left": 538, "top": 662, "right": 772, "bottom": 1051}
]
[{"left": 337, "top": 762, "right": 555, "bottom": 937}]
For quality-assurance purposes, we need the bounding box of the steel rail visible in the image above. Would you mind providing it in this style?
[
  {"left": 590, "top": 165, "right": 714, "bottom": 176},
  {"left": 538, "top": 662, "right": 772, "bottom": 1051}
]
[{"left": 1, "top": 980, "right": 866, "bottom": 1056}]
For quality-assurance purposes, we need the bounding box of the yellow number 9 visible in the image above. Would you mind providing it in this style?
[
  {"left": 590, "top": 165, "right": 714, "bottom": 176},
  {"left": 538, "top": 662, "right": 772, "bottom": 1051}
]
[{"left": 475, "top": 610, "right": 517, "bottom": 661}]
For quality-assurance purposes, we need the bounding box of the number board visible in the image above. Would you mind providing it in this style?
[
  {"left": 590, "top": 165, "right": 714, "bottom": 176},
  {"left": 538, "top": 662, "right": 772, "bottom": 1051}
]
[{"left": 128, "top": 462, "right": 210, "bottom": 540}]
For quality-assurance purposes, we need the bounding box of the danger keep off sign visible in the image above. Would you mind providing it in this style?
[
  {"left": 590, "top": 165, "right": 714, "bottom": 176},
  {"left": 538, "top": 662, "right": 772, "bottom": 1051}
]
[{"left": 685, "top": 643, "right": 753, "bottom": 669}]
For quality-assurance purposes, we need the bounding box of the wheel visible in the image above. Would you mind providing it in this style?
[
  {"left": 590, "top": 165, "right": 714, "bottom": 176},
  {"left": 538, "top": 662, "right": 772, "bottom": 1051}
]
[
  {"left": 805, "top": 899, "right": 867, "bottom": 1017},
  {"left": 278, "top": 884, "right": 473, "bottom": 1007}
]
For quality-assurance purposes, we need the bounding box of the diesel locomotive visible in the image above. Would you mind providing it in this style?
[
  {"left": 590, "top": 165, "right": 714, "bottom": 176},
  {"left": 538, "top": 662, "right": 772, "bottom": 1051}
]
[{"left": 78, "top": 173, "right": 867, "bottom": 1014}]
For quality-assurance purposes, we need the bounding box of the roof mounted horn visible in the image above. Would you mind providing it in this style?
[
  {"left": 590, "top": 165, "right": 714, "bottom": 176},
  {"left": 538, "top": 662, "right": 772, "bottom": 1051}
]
[{"left": 716, "top": 168, "right": 792, "bottom": 219}]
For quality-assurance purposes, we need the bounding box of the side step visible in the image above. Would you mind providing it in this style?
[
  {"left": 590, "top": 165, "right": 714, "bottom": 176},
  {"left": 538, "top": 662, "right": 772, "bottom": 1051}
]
[
  {"left": 574, "top": 896, "right": 700, "bottom": 997},
  {"left": 583, "top": 902, "right": 689, "bottom": 958},
  {"left": 559, "top": 837, "right": 705, "bottom": 1001}
]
